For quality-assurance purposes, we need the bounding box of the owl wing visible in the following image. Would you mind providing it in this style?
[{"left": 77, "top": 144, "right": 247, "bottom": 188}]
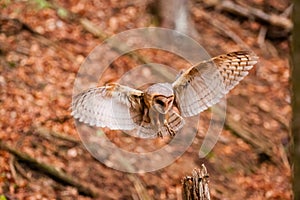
[
  {"left": 71, "top": 83, "right": 144, "bottom": 130},
  {"left": 172, "top": 51, "right": 258, "bottom": 117}
]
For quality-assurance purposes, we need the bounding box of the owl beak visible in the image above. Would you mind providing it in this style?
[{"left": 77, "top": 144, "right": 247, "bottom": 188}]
[
  {"left": 163, "top": 106, "right": 168, "bottom": 113},
  {"left": 163, "top": 99, "right": 173, "bottom": 113},
  {"left": 160, "top": 103, "right": 169, "bottom": 114}
]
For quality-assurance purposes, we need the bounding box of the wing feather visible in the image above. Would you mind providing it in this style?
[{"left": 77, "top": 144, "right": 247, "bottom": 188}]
[
  {"left": 173, "top": 51, "right": 258, "bottom": 117},
  {"left": 71, "top": 83, "right": 144, "bottom": 130}
]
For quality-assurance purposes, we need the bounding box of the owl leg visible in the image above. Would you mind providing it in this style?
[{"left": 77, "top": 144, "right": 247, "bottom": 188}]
[
  {"left": 157, "top": 121, "right": 170, "bottom": 138},
  {"left": 164, "top": 111, "right": 185, "bottom": 136},
  {"left": 156, "top": 125, "right": 175, "bottom": 137},
  {"left": 157, "top": 130, "right": 163, "bottom": 138},
  {"left": 164, "top": 120, "right": 176, "bottom": 136},
  {"left": 157, "top": 126, "right": 173, "bottom": 138},
  {"left": 156, "top": 119, "right": 164, "bottom": 138},
  {"left": 154, "top": 120, "right": 176, "bottom": 138},
  {"left": 141, "top": 107, "right": 150, "bottom": 124}
]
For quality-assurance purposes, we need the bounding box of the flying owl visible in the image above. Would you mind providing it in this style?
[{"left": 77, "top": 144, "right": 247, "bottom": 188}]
[{"left": 71, "top": 51, "right": 258, "bottom": 138}]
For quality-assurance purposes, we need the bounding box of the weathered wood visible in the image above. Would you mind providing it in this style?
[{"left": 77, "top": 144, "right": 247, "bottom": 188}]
[{"left": 182, "top": 165, "right": 210, "bottom": 200}]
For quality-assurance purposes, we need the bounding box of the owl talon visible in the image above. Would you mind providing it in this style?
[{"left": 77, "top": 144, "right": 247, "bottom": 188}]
[
  {"left": 165, "top": 124, "right": 176, "bottom": 137},
  {"left": 169, "top": 130, "right": 176, "bottom": 137},
  {"left": 157, "top": 131, "right": 163, "bottom": 138}
]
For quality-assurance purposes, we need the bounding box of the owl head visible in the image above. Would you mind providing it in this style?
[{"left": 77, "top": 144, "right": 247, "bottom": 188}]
[{"left": 145, "top": 83, "right": 174, "bottom": 114}]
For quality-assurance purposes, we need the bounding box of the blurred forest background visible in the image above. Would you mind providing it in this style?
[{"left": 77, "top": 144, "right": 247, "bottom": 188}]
[{"left": 0, "top": 0, "right": 293, "bottom": 199}]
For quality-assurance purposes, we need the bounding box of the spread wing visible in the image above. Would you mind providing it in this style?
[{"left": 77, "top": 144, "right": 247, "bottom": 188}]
[
  {"left": 71, "top": 83, "right": 144, "bottom": 130},
  {"left": 172, "top": 51, "right": 258, "bottom": 117}
]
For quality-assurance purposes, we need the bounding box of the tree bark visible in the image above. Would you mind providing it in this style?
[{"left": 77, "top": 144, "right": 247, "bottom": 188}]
[{"left": 182, "top": 165, "right": 211, "bottom": 200}]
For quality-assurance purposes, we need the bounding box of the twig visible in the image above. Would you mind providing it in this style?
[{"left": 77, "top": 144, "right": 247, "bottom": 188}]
[
  {"left": 278, "top": 143, "right": 291, "bottom": 171},
  {"left": 0, "top": 140, "right": 98, "bottom": 198},
  {"left": 79, "top": 18, "right": 108, "bottom": 40},
  {"left": 257, "top": 26, "right": 267, "bottom": 51},
  {"left": 9, "top": 157, "right": 18, "bottom": 182},
  {"left": 13, "top": 158, "right": 30, "bottom": 180},
  {"left": 191, "top": 8, "right": 250, "bottom": 50},
  {"left": 127, "top": 174, "right": 153, "bottom": 200},
  {"left": 33, "top": 126, "right": 80, "bottom": 145},
  {"left": 214, "top": 1, "right": 292, "bottom": 32}
]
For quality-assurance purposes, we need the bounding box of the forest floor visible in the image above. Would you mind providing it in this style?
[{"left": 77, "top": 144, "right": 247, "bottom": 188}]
[{"left": 0, "top": 0, "right": 292, "bottom": 199}]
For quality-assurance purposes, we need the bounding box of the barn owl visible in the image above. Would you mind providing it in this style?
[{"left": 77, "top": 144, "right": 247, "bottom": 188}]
[{"left": 71, "top": 51, "right": 258, "bottom": 138}]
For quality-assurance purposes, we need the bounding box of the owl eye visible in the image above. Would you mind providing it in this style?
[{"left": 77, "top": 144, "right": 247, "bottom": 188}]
[{"left": 155, "top": 99, "right": 165, "bottom": 106}]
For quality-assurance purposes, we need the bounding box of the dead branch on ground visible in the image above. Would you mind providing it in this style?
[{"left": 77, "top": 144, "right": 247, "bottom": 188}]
[
  {"left": 0, "top": 140, "right": 98, "bottom": 198},
  {"left": 26, "top": 126, "right": 153, "bottom": 199},
  {"left": 191, "top": 7, "right": 250, "bottom": 50},
  {"left": 33, "top": 126, "right": 81, "bottom": 145},
  {"left": 203, "top": 0, "right": 292, "bottom": 32}
]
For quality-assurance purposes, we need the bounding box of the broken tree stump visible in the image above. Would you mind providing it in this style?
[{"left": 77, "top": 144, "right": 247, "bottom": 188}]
[{"left": 182, "top": 164, "right": 211, "bottom": 200}]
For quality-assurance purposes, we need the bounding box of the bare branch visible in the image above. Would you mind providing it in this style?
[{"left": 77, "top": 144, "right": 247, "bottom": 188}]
[{"left": 0, "top": 140, "right": 98, "bottom": 198}]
